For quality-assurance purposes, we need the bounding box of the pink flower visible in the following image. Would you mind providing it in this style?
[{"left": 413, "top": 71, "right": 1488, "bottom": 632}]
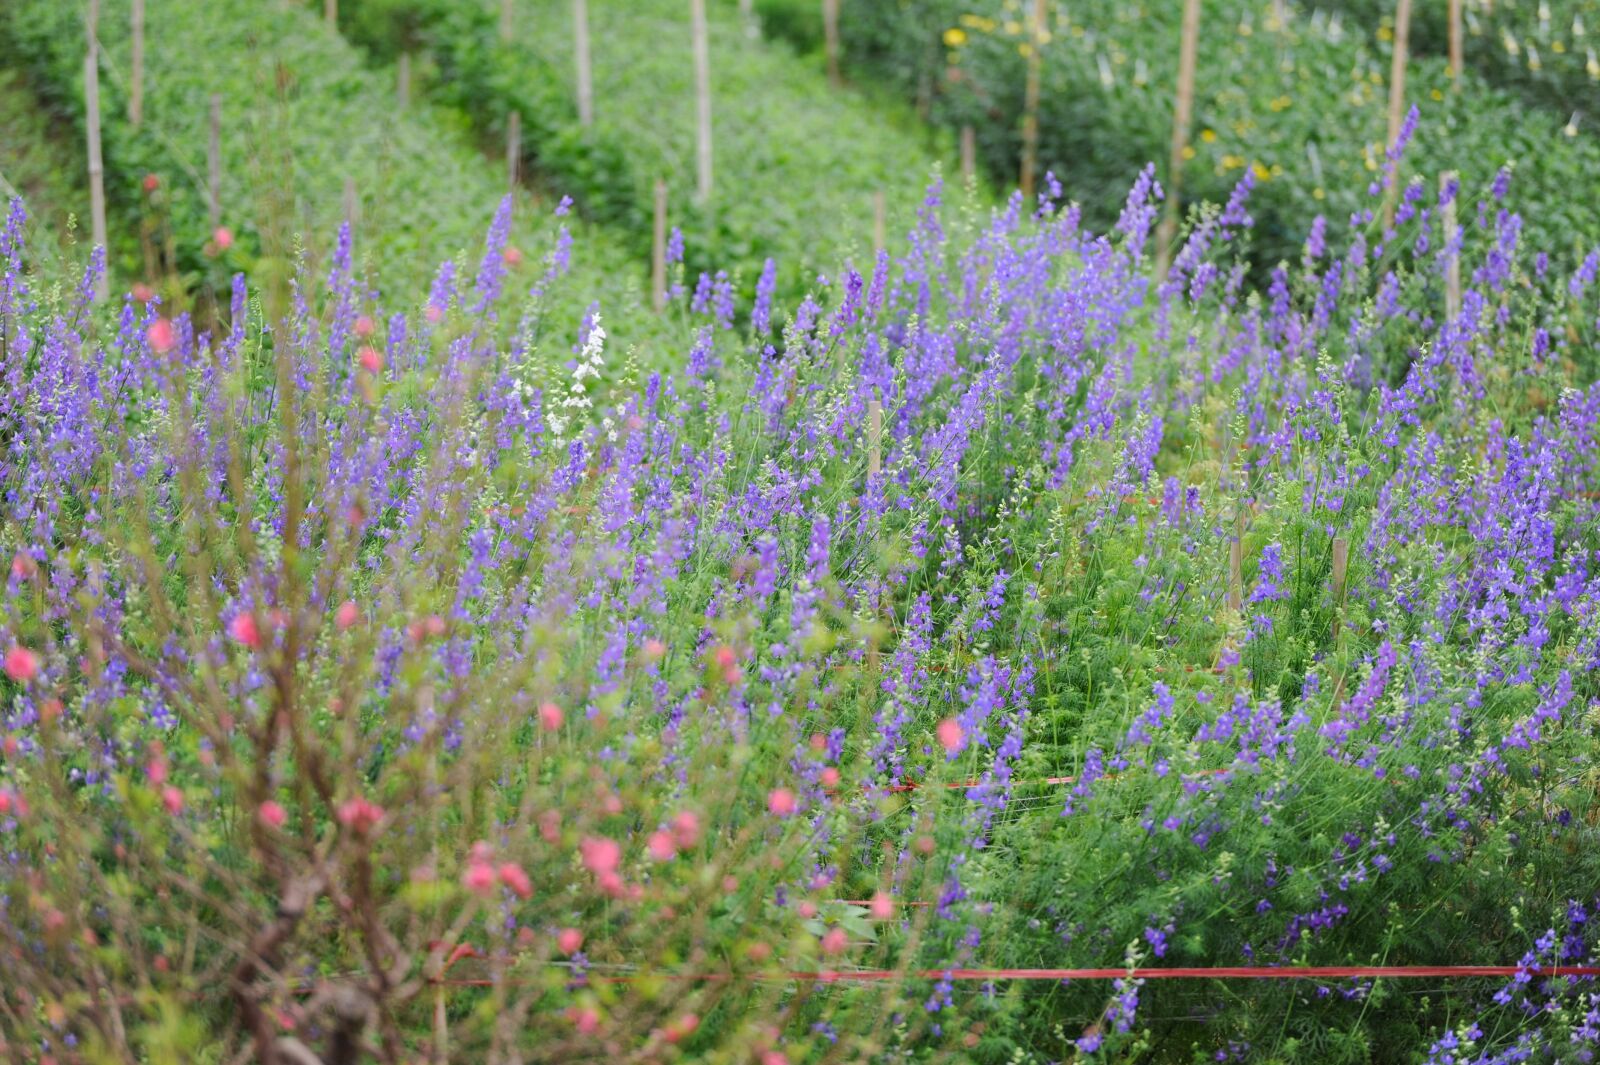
[
  {"left": 4, "top": 645, "right": 39, "bottom": 684},
  {"left": 797, "top": 901, "right": 818, "bottom": 919},
  {"left": 335, "top": 600, "right": 360, "bottom": 631},
  {"left": 462, "top": 861, "right": 497, "bottom": 898},
  {"left": 212, "top": 226, "right": 234, "bottom": 251},
  {"left": 767, "top": 787, "right": 796, "bottom": 817},
  {"left": 670, "top": 810, "right": 701, "bottom": 848},
  {"left": 647, "top": 831, "right": 676, "bottom": 862},
  {"left": 424, "top": 304, "right": 444, "bottom": 323},
  {"left": 567, "top": 1006, "right": 599, "bottom": 1034},
  {"left": 146, "top": 318, "right": 176, "bottom": 353},
  {"left": 642, "top": 638, "right": 666, "bottom": 661},
  {"left": 228, "top": 612, "right": 261, "bottom": 649},
  {"left": 146, "top": 758, "right": 168, "bottom": 787},
  {"left": 556, "top": 927, "right": 583, "bottom": 954},
  {"left": 353, "top": 314, "right": 375, "bottom": 337},
  {"left": 161, "top": 786, "right": 184, "bottom": 815},
  {"left": 598, "top": 871, "right": 625, "bottom": 897},
  {"left": 870, "top": 892, "right": 895, "bottom": 920},
  {"left": 580, "top": 836, "right": 621, "bottom": 877},
  {"left": 502, "top": 246, "right": 523, "bottom": 266},
  {"left": 538, "top": 701, "right": 564, "bottom": 732},
  {"left": 498, "top": 862, "right": 533, "bottom": 899},
  {"left": 0, "top": 790, "right": 13, "bottom": 815},
  {"left": 9, "top": 553, "right": 35, "bottom": 581},
  {"left": 131, "top": 283, "right": 155, "bottom": 303},
  {"left": 665, "top": 1013, "right": 699, "bottom": 1043},
  {"left": 258, "top": 801, "right": 287, "bottom": 829},
  {"left": 336, "top": 797, "right": 384, "bottom": 835},
  {"left": 820, "top": 766, "right": 840, "bottom": 789},
  {"left": 937, "top": 717, "right": 963, "bottom": 753},
  {"left": 762, "top": 1052, "right": 790, "bottom": 1065},
  {"left": 820, "top": 926, "right": 849, "bottom": 955},
  {"left": 357, "top": 346, "right": 383, "bottom": 374}
]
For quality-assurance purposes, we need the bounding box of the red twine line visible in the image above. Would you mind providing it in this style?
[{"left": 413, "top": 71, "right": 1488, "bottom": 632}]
[{"left": 429, "top": 964, "right": 1600, "bottom": 987}]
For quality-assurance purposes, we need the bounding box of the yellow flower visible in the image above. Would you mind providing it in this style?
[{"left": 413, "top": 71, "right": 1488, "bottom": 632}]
[
  {"left": 1269, "top": 94, "right": 1292, "bottom": 112},
  {"left": 959, "top": 14, "right": 997, "bottom": 32},
  {"left": 1313, "top": 186, "right": 1326, "bottom": 200},
  {"left": 1200, "top": 128, "right": 1218, "bottom": 143},
  {"left": 1431, "top": 87, "right": 1444, "bottom": 101},
  {"left": 1377, "top": 25, "right": 1393, "bottom": 42},
  {"left": 1181, "top": 145, "right": 1197, "bottom": 161},
  {"left": 1221, "top": 153, "right": 1246, "bottom": 170},
  {"left": 943, "top": 27, "right": 968, "bottom": 46},
  {"left": 1251, "top": 161, "right": 1271, "bottom": 180}
]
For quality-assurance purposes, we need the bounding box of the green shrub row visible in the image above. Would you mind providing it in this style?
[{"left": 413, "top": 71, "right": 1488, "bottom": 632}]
[
  {"left": 1310, "top": 0, "right": 1600, "bottom": 118},
  {"left": 0, "top": 0, "right": 654, "bottom": 333},
  {"left": 363, "top": 0, "right": 959, "bottom": 303},
  {"left": 754, "top": 0, "right": 1600, "bottom": 270}
]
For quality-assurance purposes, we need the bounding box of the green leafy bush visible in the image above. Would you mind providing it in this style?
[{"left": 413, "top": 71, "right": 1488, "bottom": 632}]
[{"left": 0, "top": 0, "right": 653, "bottom": 332}]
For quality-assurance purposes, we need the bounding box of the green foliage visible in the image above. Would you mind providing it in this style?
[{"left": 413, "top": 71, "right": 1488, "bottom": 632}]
[
  {"left": 761, "top": 0, "right": 1600, "bottom": 271},
  {"left": 0, "top": 0, "right": 655, "bottom": 336}
]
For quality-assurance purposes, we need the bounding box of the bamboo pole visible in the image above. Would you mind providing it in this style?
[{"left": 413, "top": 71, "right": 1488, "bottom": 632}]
[
  {"left": 872, "top": 189, "right": 886, "bottom": 255},
  {"left": 1155, "top": 0, "right": 1202, "bottom": 277},
  {"left": 129, "top": 0, "right": 144, "bottom": 127},
  {"left": 822, "top": 0, "right": 841, "bottom": 87},
  {"left": 85, "top": 0, "right": 108, "bottom": 301},
  {"left": 960, "top": 124, "right": 976, "bottom": 184},
  {"left": 501, "top": 0, "right": 513, "bottom": 42},
  {"left": 343, "top": 178, "right": 358, "bottom": 225},
  {"left": 651, "top": 178, "right": 668, "bottom": 313},
  {"left": 1441, "top": 171, "right": 1461, "bottom": 322},
  {"left": 1382, "top": 0, "right": 1414, "bottom": 228},
  {"left": 1020, "top": 0, "right": 1046, "bottom": 201},
  {"left": 866, "top": 399, "right": 883, "bottom": 479},
  {"left": 1330, "top": 536, "right": 1350, "bottom": 640},
  {"left": 324, "top": 0, "right": 336, "bottom": 26},
  {"left": 398, "top": 52, "right": 412, "bottom": 108},
  {"left": 691, "top": 0, "right": 713, "bottom": 202},
  {"left": 1448, "top": 0, "right": 1463, "bottom": 86},
  {"left": 506, "top": 112, "right": 521, "bottom": 190},
  {"left": 1227, "top": 510, "right": 1244, "bottom": 615},
  {"left": 208, "top": 94, "right": 222, "bottom": 231},
  {"left": 574, "top": 0, "right": 594, "bottom": 127}
]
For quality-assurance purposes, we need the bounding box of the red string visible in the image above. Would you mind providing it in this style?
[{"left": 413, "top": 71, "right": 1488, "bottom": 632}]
[{"left": 431, "top": 963, "right": 1600, "bottom": 988}]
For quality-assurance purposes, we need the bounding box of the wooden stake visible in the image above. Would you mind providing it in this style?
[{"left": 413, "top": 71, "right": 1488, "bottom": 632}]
[
  {"left": 651, "top": 178, "right": 668, "bottom": 313},
  {"left": 822, "top": 0, "right": 841, "bottom": 87},
  {"left": 1448, "top": 0, "right": 1463, "bottom": 86},
  {"left": 129, "top": 0, "right": 144, "bottom": 127},
  {"left": 1227, "top": 510, "right": 1244, "bottom": 615},
  {"left": 1441, "top": 171, "right": 1461, "bottom": 322},
  {"left": 343, "top": 177, "right": 358, "bottom": 224},
  {"left": 506, "top": 112, "right": 521, "bottom": 189},
  {"left": 85, "top": 0, "right": 108, "bottom": 301},
  {"left": 960, "top": 124, "right": 976, "bottom": 184},
  {"left": 866, "top": 399, "right": 882, "bottom": 479},
  {"left": 208, "top": 94, "right": 222, "bottom": 230},
  {"left": 1382, "top": 0, "right": 1414, "bottom": 229},
  {"left": 1020, "top": 0, "right": 1045, "bottom": 201},
  {"left": 501, "top": 0, "right": 513, "bottom": 42},
  {"left": 691, "top": 0, "right": 713, "bottom": 202},
  {"left": 1155, "top": 0, "right": 1202, "bottom": 277},
  {"left": 1330, "top": 536, "right": 1350, "bottom": 640},
  {"left": 398, "top": 51, "right": 412, "bottom": 108},
  {"left": 872, "top": 189, "right": 886, "bottom": 255},
  {"left": 574, "top": 0, "right": 594, "bottom": 127},
  {"left": 324, "top": 0, "right": 336, "bottom": 26}
]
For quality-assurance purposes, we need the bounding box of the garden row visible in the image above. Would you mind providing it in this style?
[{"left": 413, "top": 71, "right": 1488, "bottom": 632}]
[
  {"left": 754, "top": 0, "right": 1600, "bottom": 272},
  {"left": 333, "top": 0, "right": 956, "bottom": 304},
  {"left": 0, "top": 0, "right": 660, "bottom": 340}
]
